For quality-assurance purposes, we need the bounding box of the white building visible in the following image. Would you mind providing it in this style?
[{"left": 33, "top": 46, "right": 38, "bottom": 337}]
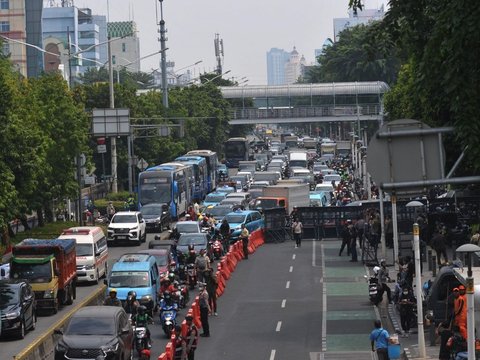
[
  {"left": 333, "top": 5, "right": 385, "bottom": 42},
  {"left": 107, "top": 21, "right": 140, "bottom": 73},
  {"left": 284, "top": 47, "right": 306, "bottom": 84}
]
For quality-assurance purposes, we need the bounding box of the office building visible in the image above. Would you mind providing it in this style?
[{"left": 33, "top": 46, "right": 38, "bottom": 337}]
[
  {"left": 266, "top": 47, "right": 290, "bottom": 85},
  {"left": 284, "top": 47, "right": 306, "bottom": 84},
  {"left": 0, "top": 0, "right": 43, "bottom": 77},
  {"left": 108, "top": 21, "right": 140, "bottom": 73},
  {"left": 333, "top": 5, "right": 385, "bottom": 42}
]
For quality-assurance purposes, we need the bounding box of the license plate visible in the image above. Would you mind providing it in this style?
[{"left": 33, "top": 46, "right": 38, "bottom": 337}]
[{"left": 117, "top": 236, "right": 128, "bottom": 240}]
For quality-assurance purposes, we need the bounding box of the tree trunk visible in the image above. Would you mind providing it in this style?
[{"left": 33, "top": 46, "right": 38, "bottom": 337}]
[
  {"left": 19, "top": 214, "right": 31, "bottom": 231},
  {"left": 1, "top": 225, "right": 10, "bottom": 246},
  {"left": 44, "top": 204, "right": 54, "bottom": 223},
  {"left": 36, "top": 207, "right": 45, "bottom": 227}
]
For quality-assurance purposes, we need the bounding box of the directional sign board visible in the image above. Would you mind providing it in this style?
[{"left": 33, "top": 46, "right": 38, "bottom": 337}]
[{"left": 367, "top": 119, "right": 445, "bottom": 195}]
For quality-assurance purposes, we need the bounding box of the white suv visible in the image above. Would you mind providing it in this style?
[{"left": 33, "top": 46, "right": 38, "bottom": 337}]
[{"left": 107, "top": 211, "right": 147, "bottom": 246}]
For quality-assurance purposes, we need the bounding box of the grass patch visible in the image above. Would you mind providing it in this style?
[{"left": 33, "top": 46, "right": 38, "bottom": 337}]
[{"left": 11, "top": 221, "right": 108, "bottom": 244}]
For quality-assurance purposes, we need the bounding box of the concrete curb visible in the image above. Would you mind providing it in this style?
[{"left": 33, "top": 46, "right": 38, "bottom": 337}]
[{"left": 13, "top": 285, "right": 106, "bottom": 360}]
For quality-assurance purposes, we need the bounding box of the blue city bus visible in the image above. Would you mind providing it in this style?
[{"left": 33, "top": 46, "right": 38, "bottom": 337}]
[
  {"left": 224, "top": 137, "right": 249, "bottom": 168},
  {"left": 174, "top": 155, "right": 207, "bottom": 201},
  {"left": 186, "top": 150, "right": 218, "bottom": 193},
  {"left": 138, "top": 163, "right": 192, "bottom": 220}
]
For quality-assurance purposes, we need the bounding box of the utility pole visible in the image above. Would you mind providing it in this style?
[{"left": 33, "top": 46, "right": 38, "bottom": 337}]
[
  {"left": 107, "top": 0, "right": 118, "bottom": 193},
  {"left": 159, "top": 0, "right": 168, "bottom": 108}
]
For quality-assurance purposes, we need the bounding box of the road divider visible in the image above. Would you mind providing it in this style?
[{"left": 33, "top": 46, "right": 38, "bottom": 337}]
[
  {"left": 13, "top": 285, "right": 107, "bottom": 360},
  {"left": 157, "top": 229, "right": 265, "bottom": 360}
]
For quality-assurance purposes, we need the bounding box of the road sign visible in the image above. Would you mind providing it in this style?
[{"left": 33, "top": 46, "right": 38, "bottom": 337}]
[
  {"left": 367, "top": 119, "right": 445, "bottom": 195},
  {"left": 97, "top": 144, "right": 107, "bottom": 153},
  {"left": 137, "top": 158, "right": 148, "bottom": 171}
]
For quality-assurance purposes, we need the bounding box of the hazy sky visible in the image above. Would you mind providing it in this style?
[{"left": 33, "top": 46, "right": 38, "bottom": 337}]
[{"left": 71, "top": 0, "right": 387, "bottom": 84}]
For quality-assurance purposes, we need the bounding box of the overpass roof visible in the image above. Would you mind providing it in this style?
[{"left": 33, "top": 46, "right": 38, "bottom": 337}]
[{"left": 220, "top": 82, "right": 390, "bottom": 99}]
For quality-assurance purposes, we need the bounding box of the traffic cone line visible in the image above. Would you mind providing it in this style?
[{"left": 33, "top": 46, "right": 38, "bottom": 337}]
[
  {"left": 165, "top": 342, "right": 174, "bottom": 360},
  {"left": 157, "top": 353, "right": 167, "bottom": 360}
]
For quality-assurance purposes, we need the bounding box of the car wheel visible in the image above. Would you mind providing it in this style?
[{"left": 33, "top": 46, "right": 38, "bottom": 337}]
[
  {"left": 16, "top": 319, "right": 25, "bottom": 339},
  {"left": 103, "top": 262, "right": 108, "bottom": 278},
  {"left": 65, "top": 286, "right": 73, "bottom": 305}
]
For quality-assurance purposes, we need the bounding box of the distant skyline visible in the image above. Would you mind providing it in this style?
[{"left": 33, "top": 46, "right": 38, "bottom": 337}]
[{"left": 68, "top": 0, "right": 388, "bottom": 85}]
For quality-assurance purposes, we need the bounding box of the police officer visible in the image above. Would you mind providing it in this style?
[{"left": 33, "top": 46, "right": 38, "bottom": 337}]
[{"left": 182, "top": 314, "right": 199, "bottom": 360}]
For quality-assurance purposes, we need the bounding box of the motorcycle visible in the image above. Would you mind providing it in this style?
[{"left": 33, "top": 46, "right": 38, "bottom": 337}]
[
  {"left": 211, "top": 238, "right": 224, "bottom": 260},
  {"left": 133, "top": 325, "right": 151, "bottom": 356},
  {"left": 159, "top": 298, "right": 178, "bottom": 337},
  {"left": 173, "top": 280, "right": 189, "bottom": 308},
  {"left": 365, "top": 267, "right": 381, "bottom": 305},
  {"left": 186, "top": 263, "right": 197, "bottom": 290}
]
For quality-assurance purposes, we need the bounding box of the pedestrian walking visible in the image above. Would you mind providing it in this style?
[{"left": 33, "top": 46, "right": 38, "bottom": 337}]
[
  {"left": 292, "top": 218, "right": 303, "bottom": 248},
  {"left": 431, "top": 230, "right": 448, "bottom": 266},
  {"left": 339, "top": 221, "right": 351, "bottom": 256},
  {"left": 436, "top": 321, "right": 453, "bottom": 360},
  {"left": 348, "top": 220, "right": 358, "bottom": 262},
  {"left": 240, "top": 224, "right": 250, "bottom": 260},
  {"left": 355, "top": 215, "right": 365, "bottom": 249},
  {"left": 370, "top": 320, "right": 390, "bottom": 360},
  {"left": 198, "top": 283, "right": 211, "bottom": 337},
  {"left": 377, "top": 259, "right": 392, "bottom": 304},
  {"left": 182, "top": 314, "right": 198, "bottom": 360},
  {"left": 398, "top": 286, "right": 415, "bottom": 336},
  {"left": 204, "top": 269, "right": 218, "bottom": 316}
]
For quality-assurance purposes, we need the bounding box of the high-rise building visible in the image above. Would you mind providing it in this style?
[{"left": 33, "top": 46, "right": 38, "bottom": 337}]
[
  {"left": 284, "top": 47, "right": 306, "bottom": 84},
  {"left": 42, "top": 6, "right": 107, "bottom": 82},
  {"left": 266, "top": 47, "right": 290, "bottom": 85},
  {"left": 108, "top": 21, "right": 140, "bottom": 73},
  {"left": 333, "top": 5, "right": 385, "bottom": 42},
  {"left": 0, "top": 0, "right": 43, "bottom": 77}
]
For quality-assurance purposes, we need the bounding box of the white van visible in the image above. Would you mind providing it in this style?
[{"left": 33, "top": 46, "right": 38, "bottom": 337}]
[{"left": 58, "top": 226, "right": 108, "bottom": 284}]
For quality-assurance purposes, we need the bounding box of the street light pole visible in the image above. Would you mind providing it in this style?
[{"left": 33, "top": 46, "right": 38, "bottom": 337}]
[
  {"left": 413, "top": 223, "right": 426, "bottom": 358},
  {"left": 159, "top": 0, "right": 168, "bottom": 108}
]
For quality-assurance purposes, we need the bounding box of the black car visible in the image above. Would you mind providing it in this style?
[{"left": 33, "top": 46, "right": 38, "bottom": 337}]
[
  {"left": 54, "top": 306, "right": 134, "bottom": 360},
  {"left": 140, "top": 203, "right": 171, "bottom": 232},
  {"left": 0, "top": 279, "right": 36, "bottom": 339}
]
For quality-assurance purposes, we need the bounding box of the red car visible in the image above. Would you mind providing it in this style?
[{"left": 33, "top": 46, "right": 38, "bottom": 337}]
[{"left": 137, "top": 248, "right": 172, "bottom": 279}]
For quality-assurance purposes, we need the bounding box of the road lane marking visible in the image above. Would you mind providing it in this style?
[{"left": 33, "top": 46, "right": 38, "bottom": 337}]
[
  {"left": 270, "top": 349, "right": 276, "bottom": 360},
  {"left": 281, "top": 299, "right": 286, "bottom": 308},
  {"left": 286, "top": 281, "right": 290, "bottom": 288},
  {"left": 289, "top": 266, "right": 293, "bottom": 272},
  {"left": 276, "top": 321, "right": 282, "bottom": 331},
  {"left": 292, "top": 254, "right": 296, "bottom": 260},
  {"left": 321, "top": 242, "right": 327, "bottom": 352}
]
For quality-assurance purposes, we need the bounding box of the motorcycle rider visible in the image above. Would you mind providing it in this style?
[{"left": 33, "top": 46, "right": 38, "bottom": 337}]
[
  {"left": 398, "top": 286, "right": 416, "bottom": 337},
  {"left": 103, "top": 288, "right": 122, "bottom": 307},
  {"left": 124, "top": 290, "right": 140, "bottom": 316},
  {"left": 186, "top": 244, "right": 197, "bottom": 264},
  {"left": 135, "top": 305, "right": 153, "bottom": 348},
  {"left": 219, "top": 218, "right": 231, "bottom": 248}
]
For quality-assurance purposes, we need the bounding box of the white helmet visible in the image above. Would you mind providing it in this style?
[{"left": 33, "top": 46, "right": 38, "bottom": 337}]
[{"left": 373, "top": 266, "right": 381, "bottom": 275}]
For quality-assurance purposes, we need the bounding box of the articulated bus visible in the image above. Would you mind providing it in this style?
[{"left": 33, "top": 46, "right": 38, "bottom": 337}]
[
  {"left": 186, "top": 150, "right": 218, "bottom": 193},
  {"left": 174, "top": 155, "right": 208, "bottom": 201},
  {"left": 138, "top": 163, "right": 192, "bottom": 220},
  {"left": 224, "top": 137, "right": 249, "bottom": 168}
]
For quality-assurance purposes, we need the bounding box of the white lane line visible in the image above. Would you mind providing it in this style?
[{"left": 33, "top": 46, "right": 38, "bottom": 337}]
[
  {"left": 270, "top": 349, "right": 276, "bottom": 360},
  {"left": 289, "top": 266, "right": 293, "bottom": 272},
  {"left": 276, "top": 321, "right": 282, "bottom": 332},
  {"left": 281, "top": 299, "right": 286, "bottom": 308},
  {"left": 312, "top": 236, "right": 317, "bottom": 266},
  {"left": 321, "top": 242, "right": 327, "bottom": 352},
  {"left": 286, "top": 281, "right": 290, "bottom": 289},
  {"left": 292, "top": 254, "right": 296, "bottom": 260}
]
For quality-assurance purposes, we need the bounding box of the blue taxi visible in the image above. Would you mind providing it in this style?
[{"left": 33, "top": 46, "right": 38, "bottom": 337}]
[{"left": 217, "top": 209, "right": 264, "bottom": 241}]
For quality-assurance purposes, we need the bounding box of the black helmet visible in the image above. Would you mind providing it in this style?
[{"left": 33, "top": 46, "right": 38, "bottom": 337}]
[
  {"left": 127, "top": 290, "right": 137, "bottom": 300},
  {"left": 168, "top": 273, "right": 175, "bottom": 281},
  {"left": 138, "top": 305, "right": 147, "bottom": 315},
  {"left": 164, "top": 291, "right": 171, "bottom": 300}
]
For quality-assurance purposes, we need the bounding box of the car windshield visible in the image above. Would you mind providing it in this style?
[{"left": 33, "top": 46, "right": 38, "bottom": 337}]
[
  {"left": 253, "top": 199, "right": 278, "bottom": 209},
  {"left": 0, "top": 287, "right": 19, "bottom": 307},
  {"left": 205, "top": 195, "right": 225, "bottom": 203},
  {"left": 112, "top": 214, "right": 137, "bottom": 223},
  {"left": 216, "top": 187, "right": 234, "bottom": 194},
  {"left": 175, "top": 223, "right": 199, "bottom": 233},
  {"left": 225, "top": 214, "right": 246, "bottom": 223},
  {"left": 76, "top": 244, "right": 93, "bottom": 257},
  {"left": 153, "top": 254, "right": 168, "bottom": 266},
  {"left": 210, "top": 207, "right": 232, "bottom": 218},
  {"left": 316, "top": 185, "right": 333, "bottom": 191},
  {"left": 324, "top": 175, "right": 341, "bottom": 182},
  {"left": 66, "top": 316, "right": 115, "bottom": 336},
  {"left": 178, "top": 235, "right": 207, "bottom": 246},
  {"left": 10, "top": 262, "right": 52, "bottom": 283},
  {"left": 141, "top": 206, "right": 163, "bottom": 216},
  {"left": 109, "top": 271, "right": 150, "bottom": 288}
]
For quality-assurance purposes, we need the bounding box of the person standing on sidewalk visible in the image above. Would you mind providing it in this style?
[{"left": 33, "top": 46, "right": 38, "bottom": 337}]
[
  {"left": 204, "top": 269, "right": 218, "bottom": 316},
  {"left": 198, "top": 283, "right": 211, "bottom": 337},
  {"left": 240, "top": 224, "right": 250, "bottom": 259},
  {"left": 398, "top": 286, "right": 416, "bottom": 337},
  {"left": 385, "top": 215, "right": 394, "bottom": 249},
  {"left": 454, "top": 286, "right": 467, "bottom": 340},
  {"left": 369, "top": 320, "right": 390, "bottom": 360},
  {"left": 348, "top": 220, "right": 358, "bottom": 262},
  {"left": 431, "top": 229, "right": 448, "bottom": 266},
  {"left": 292, "top": 218, "right": 303, "bottom": 248},
  {"left": 339, "top": 221, "right": 351, "bottom": 256},
  {"left": 355, "top": 215, "right": 365, "bottom": 249},
  {"left": 378, "top": 259, "right": 392, "bottom": 303}
]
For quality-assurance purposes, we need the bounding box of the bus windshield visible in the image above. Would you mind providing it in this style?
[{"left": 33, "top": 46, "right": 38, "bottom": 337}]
[
  {"left": 225, "top": 142, "right": 247, "bottom": 157},
  {"left": 139, "top": 183, "right": 171, "bottom": 205}
]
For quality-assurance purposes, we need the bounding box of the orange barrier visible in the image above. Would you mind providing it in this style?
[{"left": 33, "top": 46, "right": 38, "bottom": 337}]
[
  {"left": 221, "top": 258, "right": 231, "bottom": 279},
  {"left": 216, "top": 270, "right": 225, "bottom": 297},
  {"left": 191, "top": 297, "right": 202, "bottom": 329},
  {"left": 158, "top": 353, "right": 167, "bottom": 360},
  {"left": 165, "top": 342, "right": 174, "bottom": 360}
]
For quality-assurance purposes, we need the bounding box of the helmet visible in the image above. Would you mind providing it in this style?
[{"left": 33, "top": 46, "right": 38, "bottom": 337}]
[
  {"left": 380, "top": 259, "right": 386, "bottom": 266},
  {"left": 373, "top": 266, "right": 381, "bottom": 275},
  {"left": 109, "top": 288, "right": 117, "bottom": 294},
  {"left": 138, "top": 305, "right": 147, "bottom": 315},
  {"left": 185, "top": 214, "right": 191, "bottom": 219},
  {"left": 127, "top": 290, "right": 137, "bottom": 300},
  {"left": 188, "top": 244, "right": 194, "bottom": 252},
  {"left": 168, "top": 273, "right": 175, "bottom": 281},
  {"left": 163, "top": 291, "right": 171, "bottom": 300}
]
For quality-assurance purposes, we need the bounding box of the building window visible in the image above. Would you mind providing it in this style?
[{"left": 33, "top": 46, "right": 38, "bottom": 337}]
[
  {"left": 112, "top": 55, "right": 116, "bottom": 65},
  {"left": 80, "top": 31, "right": 96, "bottom": 39},
  {"left": 0, "top": 0, "right": 9, "bottom": 10},
  {"left": 0, "top": 21, "right": 10, "bottom": 32},
  {"left": 122, "top": 43, "right": 126, "bottom": 52}
]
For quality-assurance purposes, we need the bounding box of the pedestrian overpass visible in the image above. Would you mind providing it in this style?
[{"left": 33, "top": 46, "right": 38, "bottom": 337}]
[{"left": 219, "top": 82, "right": 389, "bottom": 126}]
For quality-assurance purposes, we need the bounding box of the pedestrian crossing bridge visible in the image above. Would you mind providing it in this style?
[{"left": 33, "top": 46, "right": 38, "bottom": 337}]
[{"left": 219, "top": 82, "right": 389, "bottom": 125}]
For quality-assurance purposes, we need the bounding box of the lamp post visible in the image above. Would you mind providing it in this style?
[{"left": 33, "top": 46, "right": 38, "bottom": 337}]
[
  {"left": 159, "top": 0, "right": 168, "bottom": 108},
  {"left": 412, "top": 222, "right": 426, "bottom": 358},
  {"left": 456, "top": 243, "right": 480, "bottom": 360}
]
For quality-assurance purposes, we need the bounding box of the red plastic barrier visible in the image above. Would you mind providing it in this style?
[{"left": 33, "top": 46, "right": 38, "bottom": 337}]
[
  {"left": 192, "top": 297, "right": 202, "bottom": 329},
  {"left": 216, "top": 270, "right": 225, "bottom": 297},
  {"left": 165, "top": 342, "right": 174, "bottom": 360},
  {"left": 221, "top": 258, "right": 231, "bottom": 279},
  {"left": 158, "top": 353, "right": 167, "bottom": 360}
]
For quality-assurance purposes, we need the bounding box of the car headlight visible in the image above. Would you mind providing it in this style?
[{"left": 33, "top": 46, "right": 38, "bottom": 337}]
[
  {"left": 56, "top": 342, "right": 68, "bottom": 353},
  {"left": 101, "top": 342, "right": 119, "bottom": 353},
  {"left": 85, "top": 264, "right": 96, "bottom": 270},
  {"left": 5, "top": 310, "right": 20, "bottom": 320},
  {"left": 44, "top": 290, "right": 55, "bottom": 298},
  {"left": 155, "top": 217, "right": 161, "bottom": 223}
]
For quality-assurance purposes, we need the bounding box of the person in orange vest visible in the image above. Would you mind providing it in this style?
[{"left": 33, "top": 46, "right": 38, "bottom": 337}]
[{"left": 453, "top": 286, "right": 467, "bottom": 339}]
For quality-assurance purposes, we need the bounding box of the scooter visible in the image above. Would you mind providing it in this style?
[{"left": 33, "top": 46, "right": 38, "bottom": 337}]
[
  {"left": 212, "top": 238, "right": 224, "bottom": 260},
  {"left": 133, "top": 325, "right": 151, "bottom": 356},
  {"left": 365, "top": 267, "right": 381, "bottom": 305},
  {"left": 173, "top": 280, "right": 189, "bottom": 308},
  {"left": 159, "top": 299, "right": 178, "bottom": 337},
  {"left": 186, "top": 263, "right": 197, "bottom": 290}
]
